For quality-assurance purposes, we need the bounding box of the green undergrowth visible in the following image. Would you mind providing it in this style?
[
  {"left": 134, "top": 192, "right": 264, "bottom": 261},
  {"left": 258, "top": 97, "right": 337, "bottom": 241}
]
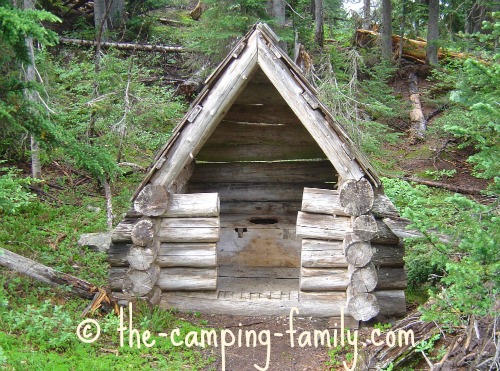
[{"left": 0, "top": 179, "right": 215, "bottom": 369}]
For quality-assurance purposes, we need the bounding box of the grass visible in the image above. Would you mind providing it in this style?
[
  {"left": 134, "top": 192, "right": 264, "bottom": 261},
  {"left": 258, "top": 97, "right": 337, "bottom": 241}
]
[{"left": 0, "top": 178, "right": 216, "bottom": 370}]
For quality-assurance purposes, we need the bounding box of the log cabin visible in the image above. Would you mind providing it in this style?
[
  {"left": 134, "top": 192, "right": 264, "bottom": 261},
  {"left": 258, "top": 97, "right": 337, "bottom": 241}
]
[{"left": 108, "top": 23, "right": 407, "bottom": 324}]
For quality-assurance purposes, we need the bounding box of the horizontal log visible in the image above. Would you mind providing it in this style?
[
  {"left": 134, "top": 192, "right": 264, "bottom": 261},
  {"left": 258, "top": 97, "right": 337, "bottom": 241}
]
[
  {"left": 383, "top": 217, "right": 453, "bottom": 244},
  {"left": 376, "top": 267, "right": 407, "bottom": 290},
  {"left": 301, "top": 188, "right": 349, "bottom": 216},
  {"left": 223, "top": 104, "right": 300, "bottom": 125},
  {"left": 299, "top": 267, "right": 349, "bottom": 291},
  {"left": 373, "top": 290, "right": 406, "bottom": 316},
  {"left": 218, "top": 277, "right": 298, "bottom": 292},
  {"left": 189, "top": 161, "right": 337, "bottom": 184},
  {"left": 60, "top": 37, "right": 186, "bottom": 53},
  {"left": 371, "top": 244, "right": 405, "bottom": 267},
  {"left": 161, "top": 193, "right": 220, "bottom": 218},
  {"left": 188, "top": 182, "right": 335, "bottom": 202},
  {"left": 301, "top": 239, "right": 346, "bottom": 268},
  {"left": 296, "top": 211, "right": 352, "bottom": 241},
  {"left": 157, "top": 217, "right": 219, "bottom": 243},
  {"left": 372, "top": 219, "right": 400, "bottom": 245},
  {"left": 157, "top": 243, "right": 217, "bottom": 268},
  {"left": 111, "top": 218, "right": 139, "bottom": 243},
  {"left": 196, "top": 143, "right": 326, "bottom": 162},
  {"left": 301, "top": 188, "right": 400, "bottom": 219},
  {"left": 157, "top": 268, "right": 217, "bottom": 291}
]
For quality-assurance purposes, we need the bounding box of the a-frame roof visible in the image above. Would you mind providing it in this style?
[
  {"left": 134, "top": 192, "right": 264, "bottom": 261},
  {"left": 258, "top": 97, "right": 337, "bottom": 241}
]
[{"left": 132, "top": 23, "right": 380, "bottom": 201}]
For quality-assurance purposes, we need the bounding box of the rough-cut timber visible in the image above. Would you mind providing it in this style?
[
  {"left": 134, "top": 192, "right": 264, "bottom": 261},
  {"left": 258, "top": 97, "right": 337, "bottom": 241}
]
[
  {"left": 134, "top": 184, "right": 169, "bottom": 216},
  {"left": 123, "top": 265, "right": 160, "bottom": 296},
  {"left": 131, "top": 219, "right": 154, "bottom": 247},
  {"left": 348, "top": 263, "right": 378, "bottom": 293},
  {"left": 347, "top": 287, "right": 380, "bottom": 321},
  {"left": 343, "top": 234, "right": 373, "bottom": 267},
  {"left": 339, "top": 178, "right": 375, "bottom": 216},
  {"left": 352, "top": 214, "right": 378, "bottom": 241}
]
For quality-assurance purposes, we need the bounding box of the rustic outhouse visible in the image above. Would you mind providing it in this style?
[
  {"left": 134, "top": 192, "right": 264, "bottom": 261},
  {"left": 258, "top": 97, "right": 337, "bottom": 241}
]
[{"left": 109, "top": 23, "right": 407, "bottom": 323}]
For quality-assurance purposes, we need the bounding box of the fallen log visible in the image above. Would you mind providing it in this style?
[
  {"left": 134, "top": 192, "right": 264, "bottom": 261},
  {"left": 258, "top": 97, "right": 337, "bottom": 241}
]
[
  {"left": 0, "top": 247, "right": 117, "bottom": 315},
  {"left": 59, "top": 38, "right": 186, "bottom": 53},
  {"left": 401, "top": 176, "right": 485, "bottom": 195},
  {"left": 356, "top": 311, "right": 440, "bottom": 370},
  {"left": 355, "top": 29, "right": 473, "bottom": 63}
]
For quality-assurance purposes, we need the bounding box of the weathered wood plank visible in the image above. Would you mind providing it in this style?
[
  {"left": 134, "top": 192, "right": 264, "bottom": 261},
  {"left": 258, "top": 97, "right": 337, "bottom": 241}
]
[
  {"left": 220, "top": 213, "right": 297, "bottom": 229},
  {"left": 160, "top": 291, "right": 349, "bottom": 317},
  {"left": 158, "top": 243, "right": 217, "bottom": 268},
  {"left": 189, "top": 160, "right": 337, "bottom": 184},
  {"left": 222, "top": 104, "right": 299, "bottom": 125},
  {"left": 234, "top": 82, "right": 289, "bottom": 106},
  {"left": 157, "top": 268, "right": 217, "bottom": 291},
  {"left": 299, "top": 267, "right": 350, "bottom": 291},
  {"left": 218, "top": 266, "right": 299, "bottom": 279},
  {"left": 161, "top": 193, "right": 220, "bottom": 218},
  {"left": 189, "top": 182, "right": 335, "bottom": 202},
  {"left": 257, "top": 37, "right": 365, "bottom": 182},
  {"left": 220, "top": 201, "right": 302, "bottom": 215},
  {"left": 218, "top": 277, "right": 298, "bottom": 292},
  {"left": 217, "top": 227, "right": 301, "bottom": 267},
  {"left": 196, "top": 144, "right": 326, "bottom": 162},
  {"left": 296, "top": 211, "right": 352, "bottom": 241}
]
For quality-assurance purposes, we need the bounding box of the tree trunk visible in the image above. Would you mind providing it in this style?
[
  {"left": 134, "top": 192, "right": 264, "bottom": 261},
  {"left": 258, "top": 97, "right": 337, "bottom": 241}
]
[
  {"left": 381, "top": 0, "right": 393, "bottom": 60},
  {"left": 426, "top": 0, "right": 439, "bottom": 65},
  {"left": 23, "top": 0, "right": 42, "bottom": 179},
  {"left": 60, "top": 38, "right": 185, "bottom": 53},
  {"left": 362, "top": 0, "right": 371, "bottom": 29},
  {"left": 409, "top": 72, "right": 427, "bottom": 139},
  {"left": 0, "top": 247, "right": 99, "bottom": 300},
  {"left": 94, "top": 0, "right": 126, "bottom": 39},
  {"left": 398, "top": 0, "right": 406, "bottom": 62},
  {"left": 314, "top": 0, "right": 324, "bottom": 47}
]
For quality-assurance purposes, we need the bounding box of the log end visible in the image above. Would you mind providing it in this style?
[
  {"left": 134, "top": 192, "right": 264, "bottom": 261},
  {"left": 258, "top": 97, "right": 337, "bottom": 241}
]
[
  {"left": 339, "top": 178, "right": 374, "bottom": 216},
  {"left": 134, "top": 184, "right": 169, "bottom": 216}
]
